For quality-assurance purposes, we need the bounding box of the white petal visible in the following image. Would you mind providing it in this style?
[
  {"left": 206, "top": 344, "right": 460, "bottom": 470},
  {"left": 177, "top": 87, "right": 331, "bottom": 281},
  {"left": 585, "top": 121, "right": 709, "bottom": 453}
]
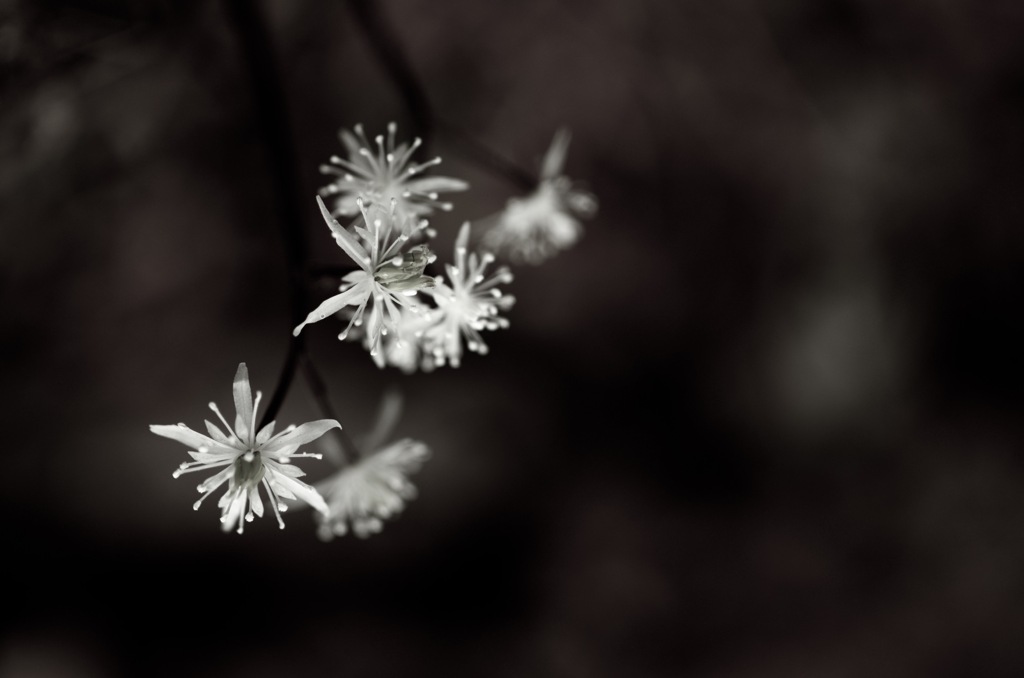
[
  {"left": 292, "top": 283, "right": 371, "bottom": 336},
  {"left": 232, "top": 363, "right": 253, "bottom": 443},
  {"left": 403, "top": 176, "right": 469, "bottom": 194},
  {"left": 261, "top": 419, "right": 341, "bottom": 454},
  {"left": 150, "top": 424, "right": 233, "bottom": 454},
  {"left": 255, "top": 421, "right": 276, "bottom": 446},
  {"left": 541, "top": 128, "right": 571, "bottom": 181},
  {"left": 204, "top": 420, "right": 234, "bottom": 445},
  {"left": 271, "top": 471, "right": 328, "bottom": 514},
  {"left": 317, "top": 195, "right": 370, "bottom": 267}
]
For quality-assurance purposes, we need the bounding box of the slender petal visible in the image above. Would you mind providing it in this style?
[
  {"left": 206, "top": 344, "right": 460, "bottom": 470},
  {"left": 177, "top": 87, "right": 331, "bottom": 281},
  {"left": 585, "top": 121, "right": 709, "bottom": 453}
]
[
  {"left": 232, "top": 363, "right": 254, "bottom": 444},
  {"left": 404, "top": 176, "right": 470, "bottom": 194},
  {"left": 541, "top": 128, "right": 570, "bottom": 181},
  {"left": 150, "top": 424, "right": 232, "bottom": 454},
  {"left": 317, "top": 195, "right": 369, "bottom": 268},
  {"left": 292, "top": 281, "right": 371, "bottom": 336},
  {"left": 262, "top": 419, "right": 342, "bottom": 455},
  {"left": 270, "top": 470, "right": 328, "bottom": 515}
]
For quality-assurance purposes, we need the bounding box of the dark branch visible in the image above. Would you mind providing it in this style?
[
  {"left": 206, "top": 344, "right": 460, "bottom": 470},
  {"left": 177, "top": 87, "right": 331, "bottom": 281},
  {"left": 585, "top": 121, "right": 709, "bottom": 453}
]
[
  {"left": 345, "top": 0, "right": 434, "bottom": 146},
  {"left": 302, "top": 354, "right": 362, "bottom": 464}
]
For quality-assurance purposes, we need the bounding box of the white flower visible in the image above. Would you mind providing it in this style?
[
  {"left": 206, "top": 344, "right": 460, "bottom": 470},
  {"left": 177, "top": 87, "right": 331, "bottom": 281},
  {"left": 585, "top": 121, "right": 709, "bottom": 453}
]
[
  {"left": 293, "top": 196, "right": 436, "bottom": 356},
  {"left": 319, "top": 122, "right": 468, "bottom": 222},
  {"left": 150, "top": 363, "right": 339, "bottom": 534},
  {"left": 362, "top": 301, "right": 438, "bottom": 374},
  {"left": 483, "top": 128, "right": 597, "bottom": 264},
  {"left": 315, "top": 392, "right": 430, "bottom": 540},
  {"left": 423, "top": 221, "right": 514, "bottom": 368},
  {"left": 315, "top": 439, "right": 430, "bottom": 539}
]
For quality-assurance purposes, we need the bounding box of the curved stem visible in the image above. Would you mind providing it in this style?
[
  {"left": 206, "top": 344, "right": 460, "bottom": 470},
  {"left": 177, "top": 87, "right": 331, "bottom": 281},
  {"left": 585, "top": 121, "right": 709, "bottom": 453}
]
[
  {"left": 301, "top": 353, "right": 362, "bottom": 465},
  {"left": 227, "top": 0, "right": 350, "bottom": 462},
  {"left": 345, "top": 0, "right": 434, "bottom": 148},
  {"left": 344, "top": 0, "right": 537, "bottom": 191},
  {"left": 226, "top": 0, "right": 307, "bottom": 430},
  {"left": 437, "top": 119, "right": 537, "bottom": 191}
]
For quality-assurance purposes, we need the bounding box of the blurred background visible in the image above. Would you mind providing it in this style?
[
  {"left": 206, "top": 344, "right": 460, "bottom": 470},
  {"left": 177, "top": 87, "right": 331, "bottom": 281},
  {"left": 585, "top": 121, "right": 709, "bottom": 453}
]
[{"left": 3, "top": 0, "right": 1024, "bottom": 676}]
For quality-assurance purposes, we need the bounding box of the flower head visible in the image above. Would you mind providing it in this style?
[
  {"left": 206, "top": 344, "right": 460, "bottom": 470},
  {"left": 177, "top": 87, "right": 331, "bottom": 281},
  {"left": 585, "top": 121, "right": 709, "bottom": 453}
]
[
  {"left": 319, "top": 122, "right": 468, "bottom": 222},
  {"left": 423, "top": 221, "right": 514, "bottom": 368},
  {"left": 150, "top": 363, "right": 339, "bottom": 534},
  {"left": 315, "top": 392, "right": 430, "bottom": 540},
  {"left": 483, "top": 128, "right": 597, "bottom": 264},
  {"left": 293, "top": 197, "right": 437, "bottom": 356},
  {"left": 360, "top": 301, "right": 438, "bottom": 373}
]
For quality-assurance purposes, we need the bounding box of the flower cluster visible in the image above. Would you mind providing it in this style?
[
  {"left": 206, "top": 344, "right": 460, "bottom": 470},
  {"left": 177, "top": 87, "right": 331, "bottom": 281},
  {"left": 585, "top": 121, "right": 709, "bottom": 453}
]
[
  {"left": 300, "top": 123, "right": 516, "bottom": 372},
  {"left": 150, "top": 122, "right": 595, "bottom": 540},
  {"left": 293, "top": 195, "right": 437, "bottom": 356}
]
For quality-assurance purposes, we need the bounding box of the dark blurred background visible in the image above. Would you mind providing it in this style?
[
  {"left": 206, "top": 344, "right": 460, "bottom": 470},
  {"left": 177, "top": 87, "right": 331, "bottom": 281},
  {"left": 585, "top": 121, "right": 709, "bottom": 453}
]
[{"left": 4, "top": 0, "right": 1024, "bottom": 676}]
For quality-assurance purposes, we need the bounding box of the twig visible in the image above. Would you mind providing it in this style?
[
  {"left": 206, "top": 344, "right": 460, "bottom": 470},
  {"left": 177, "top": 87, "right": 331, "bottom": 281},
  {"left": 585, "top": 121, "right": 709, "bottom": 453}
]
[
  {"left": 301, "top": 354, "right": 362, "bottom": 465},
  {"left": 344, "top": 0, "right": 537, "bottom": 191},
  {"left": 345, "top": 0, "right": 434, "bottom": 147},
  {"left": 226, "top": 0, "right": 350, "bottom": 460}
]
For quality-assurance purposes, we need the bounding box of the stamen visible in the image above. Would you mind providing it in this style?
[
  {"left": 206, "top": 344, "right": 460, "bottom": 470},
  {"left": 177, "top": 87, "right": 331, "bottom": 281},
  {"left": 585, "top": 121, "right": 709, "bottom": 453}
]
[{"left": 208, "top": 401, "right": 237, "bottom": 439}]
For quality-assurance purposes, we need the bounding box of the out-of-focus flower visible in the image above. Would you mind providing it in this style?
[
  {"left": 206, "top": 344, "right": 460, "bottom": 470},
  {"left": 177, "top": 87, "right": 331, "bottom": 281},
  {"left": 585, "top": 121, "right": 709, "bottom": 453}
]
[
  {"left": 293, "top": 197, "right": 436, "bottom": 355},
  {"left": 360, "top": 301, "right": 437, "bottom": 373},
  {"left": 483, "top": 128, "right": 597, "bottom": 264},
  {"left": 423, "top": 221, "right": 514, "bottom": 368},
  {"left": 316, "top": 392, "right": 430, "bottom": 540},
  {"left": 319, "top": 122, "right": 468, "bottom": 223},
  {"left": 150, "top": 363, "right": 339, "bottom": 534}
]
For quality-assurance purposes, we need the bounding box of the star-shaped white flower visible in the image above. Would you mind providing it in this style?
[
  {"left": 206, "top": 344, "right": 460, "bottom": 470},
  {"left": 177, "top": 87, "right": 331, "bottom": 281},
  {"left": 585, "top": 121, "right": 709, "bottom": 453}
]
[
  {"left": 361, "top": 301, "right": 438, "bottom": 374},
  {"left": 423, "top": 221, "right": 514, "bottom": 368},
  {"left": 483, "top": 128, "right": 597, "bottom": 264},
  {"left": 319, "top": 122, "right": 468, "bottom": 223},
  {"left": 293, "top": 197, "right": 437, "bottom": 356},
  {"left": 150, "top": 363, "right": 340, "bottom": 534},
  {"left": 315, "top": 392, "right": 430, "bottom": 540}
]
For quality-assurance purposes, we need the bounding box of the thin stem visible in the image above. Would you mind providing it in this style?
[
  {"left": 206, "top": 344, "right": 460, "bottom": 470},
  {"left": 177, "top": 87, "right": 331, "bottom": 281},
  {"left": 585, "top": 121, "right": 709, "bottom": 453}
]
[
  {"left": 301, "top": 353, "right": 362, "bottom": 465},
  {"left": 260, "top": 337, "right": 303, "bottom": 432},
  {"left": 343, "top": 0, "right": 538, "bottom": 191},
  {"left": 226, "top": 0, "right": 335, "bottom": 443},
  {"left": 345, "top": 0, "right": 434, "bottom": 147},
  {"left": 437, "top": 119, "right": 537, "bottom": 191}
]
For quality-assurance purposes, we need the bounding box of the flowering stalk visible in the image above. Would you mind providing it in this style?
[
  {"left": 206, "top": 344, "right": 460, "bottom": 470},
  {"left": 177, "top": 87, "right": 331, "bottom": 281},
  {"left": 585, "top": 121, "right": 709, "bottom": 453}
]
[{"left": 227, "top": 0, "right": 353, "bottom": 461}]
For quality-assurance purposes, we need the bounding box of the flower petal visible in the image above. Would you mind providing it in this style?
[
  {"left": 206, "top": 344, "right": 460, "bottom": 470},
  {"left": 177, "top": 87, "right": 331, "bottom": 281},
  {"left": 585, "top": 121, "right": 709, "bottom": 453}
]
[
  {"left": 232, "top": 363, "right": 253, "bottom": 443},
  {"left": 292, "top": 282, "right": 371, "bottom": 336},
  {"left": 204, "top": 420, "right": 235, "bottom": 446},
  {"left": 270, "top": 471, "right": 328, "bottom": 514},
  {"left": 317, "top": 195, "right": 369, "bottom": 268},
  {"left": 261, "top": 419, "right": 341, "bottom": 454},
  {"left": 150, "top": 424, "right": 229, "bottom": 453},
  {"left": 255, "top": 421, "right": 276, "bottom": 447},
  {"left": 265, "top": 461, "right": 305, "bottom": 478},
  {"left": 541, "top": 128, "right": 571, "bottom": 181},
  {"left": 403, "top": 176, "right": 469, "bottom": 194}
]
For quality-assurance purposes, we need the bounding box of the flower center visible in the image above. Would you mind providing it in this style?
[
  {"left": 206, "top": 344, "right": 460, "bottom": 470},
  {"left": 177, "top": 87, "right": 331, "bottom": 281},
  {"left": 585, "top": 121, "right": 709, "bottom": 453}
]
[{"left": 233, "top": 451, "right": 265, "bottom": 487}]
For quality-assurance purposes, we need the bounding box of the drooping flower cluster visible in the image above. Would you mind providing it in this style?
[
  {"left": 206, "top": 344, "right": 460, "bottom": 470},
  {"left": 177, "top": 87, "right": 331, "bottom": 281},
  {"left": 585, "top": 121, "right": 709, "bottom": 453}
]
[
  {"left": 316, "top": 390, "right": 430, "bottom": 540},
  {"left": 293, "top": 196, "right": 437, "bottom": 355},
  {"left": 150, "top": 363, "right": 339, "bottom": 534},
  {"left": 300, "top": 124, "right": 515, "bottom": 371},
  {"left": 150, "top": 121, "right": 596, "bottom": 540},
  {"left": 483, "top": 128, "right": 598, "bottom": 264},
  {"left": 317, "top": 438, "right": 430, "bottom": 539}
]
